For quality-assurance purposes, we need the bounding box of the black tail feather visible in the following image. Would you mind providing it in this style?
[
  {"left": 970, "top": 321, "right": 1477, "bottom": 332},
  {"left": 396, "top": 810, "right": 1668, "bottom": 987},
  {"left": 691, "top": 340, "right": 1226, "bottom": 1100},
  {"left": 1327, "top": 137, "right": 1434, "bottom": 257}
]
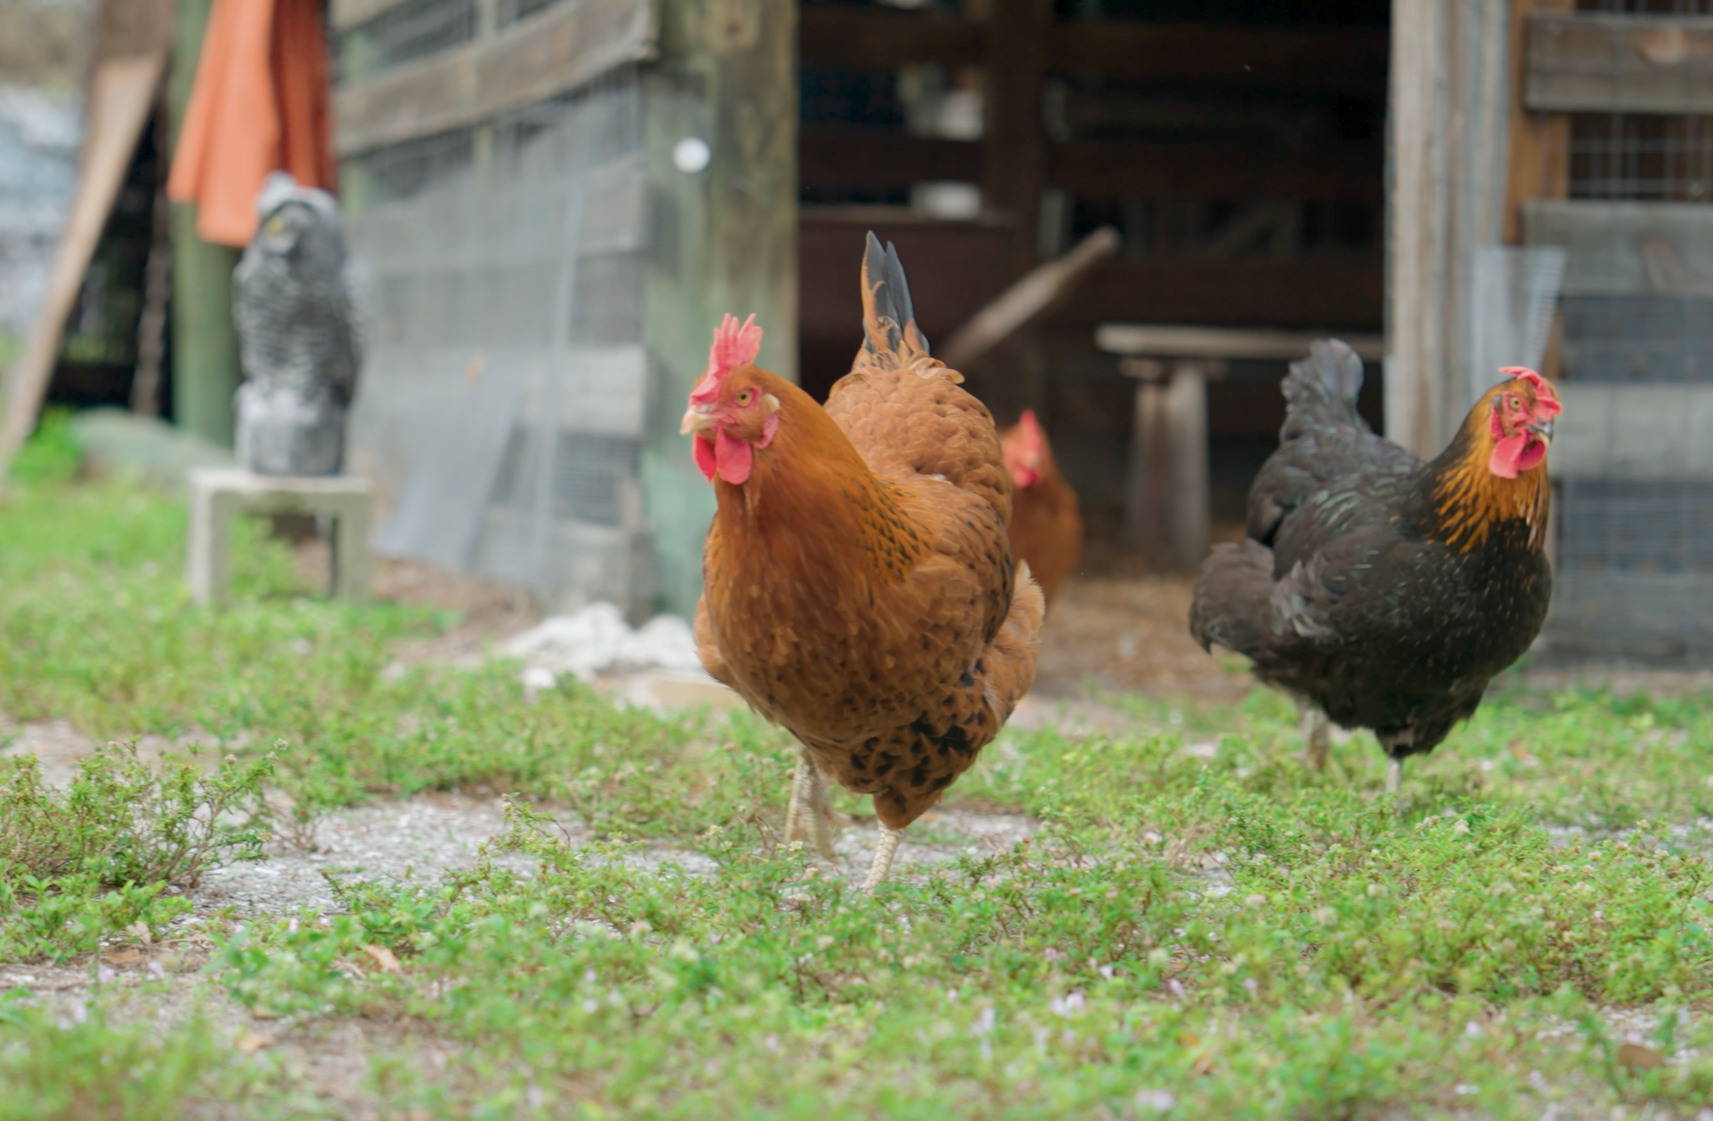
[
  {"left": 860, "top": 231, "right": 933, "bottom": 369},
  {"left": 1281, "top": 338, "right": 1366, "bottom": 431}
]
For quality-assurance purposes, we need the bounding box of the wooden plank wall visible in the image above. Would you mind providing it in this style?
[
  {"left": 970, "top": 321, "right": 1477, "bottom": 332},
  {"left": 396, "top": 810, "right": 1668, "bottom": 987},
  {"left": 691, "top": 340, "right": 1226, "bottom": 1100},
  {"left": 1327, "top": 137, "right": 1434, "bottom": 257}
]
[
  {"left": 334, "top": 0, "right": 660, "bottom": 155},
  {"left": 1528, "top": 13, "right": 1713, "bottom": 115}
]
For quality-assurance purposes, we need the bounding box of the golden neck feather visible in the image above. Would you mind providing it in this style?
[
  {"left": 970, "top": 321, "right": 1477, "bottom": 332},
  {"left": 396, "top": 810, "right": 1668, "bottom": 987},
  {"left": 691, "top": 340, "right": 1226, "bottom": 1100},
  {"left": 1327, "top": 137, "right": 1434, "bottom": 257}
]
[
  {"left": 1425, "top": 404, "right": 1551, "bottom": 554},
  {"left": 713, "top": 374, "right": 931, "bottom": 584}
]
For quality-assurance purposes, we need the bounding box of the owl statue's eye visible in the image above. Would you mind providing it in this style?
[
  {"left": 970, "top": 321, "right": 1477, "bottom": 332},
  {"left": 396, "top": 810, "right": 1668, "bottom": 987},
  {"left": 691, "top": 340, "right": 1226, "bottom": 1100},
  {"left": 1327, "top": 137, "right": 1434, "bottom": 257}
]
[{"left": 265, "top": 214, "right": 286, "bottom": 236}]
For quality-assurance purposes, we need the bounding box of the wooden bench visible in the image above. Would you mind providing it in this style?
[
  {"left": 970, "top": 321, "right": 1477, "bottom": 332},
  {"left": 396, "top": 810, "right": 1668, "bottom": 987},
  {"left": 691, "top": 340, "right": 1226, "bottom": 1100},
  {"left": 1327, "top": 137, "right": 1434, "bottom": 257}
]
[
  {"left": 188, "top": 468, "right": 374, "bottom": 608},
  {"left": 1094, "top": 325, "right": 1384, "bottom": 569}
]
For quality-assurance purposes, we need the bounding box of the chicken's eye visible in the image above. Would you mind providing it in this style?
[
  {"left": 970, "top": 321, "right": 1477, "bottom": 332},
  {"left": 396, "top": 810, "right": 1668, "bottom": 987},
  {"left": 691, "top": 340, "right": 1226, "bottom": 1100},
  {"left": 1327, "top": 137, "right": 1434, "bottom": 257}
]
[
  {"left": 1506, "top": 394, "right": 1519, "bottom": 410},
  {"left": 736, "top": 389, "right": 753, "bottom": 405}
]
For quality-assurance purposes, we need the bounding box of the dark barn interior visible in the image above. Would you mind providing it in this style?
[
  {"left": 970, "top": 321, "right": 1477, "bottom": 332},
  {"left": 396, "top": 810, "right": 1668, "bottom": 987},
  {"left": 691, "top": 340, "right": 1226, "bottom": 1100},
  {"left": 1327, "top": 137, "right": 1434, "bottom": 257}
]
[{"left": 797, "top": 0, "right": 1389, "bottom": 548}]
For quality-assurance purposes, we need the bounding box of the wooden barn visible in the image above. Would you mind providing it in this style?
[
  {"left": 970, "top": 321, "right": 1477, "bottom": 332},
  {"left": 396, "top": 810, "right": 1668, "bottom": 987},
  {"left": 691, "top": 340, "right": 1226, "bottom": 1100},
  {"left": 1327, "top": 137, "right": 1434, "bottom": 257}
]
[{"left": 8, "top": 0, "right": 1713, "bottom": 663}]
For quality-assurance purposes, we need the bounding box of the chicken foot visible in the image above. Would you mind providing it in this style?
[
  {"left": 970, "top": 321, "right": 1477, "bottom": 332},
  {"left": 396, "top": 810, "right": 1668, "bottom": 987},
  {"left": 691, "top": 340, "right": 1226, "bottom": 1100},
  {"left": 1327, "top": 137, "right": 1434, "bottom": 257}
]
[
  {"left": 1299, "top": 704, "right": 1331, "bottom": 771},
  {"left": 784, "top": 751, "right": 839, "bottom": 861},
  {"left": 863, "top": 825, "right": 906, "bottom": 890}
]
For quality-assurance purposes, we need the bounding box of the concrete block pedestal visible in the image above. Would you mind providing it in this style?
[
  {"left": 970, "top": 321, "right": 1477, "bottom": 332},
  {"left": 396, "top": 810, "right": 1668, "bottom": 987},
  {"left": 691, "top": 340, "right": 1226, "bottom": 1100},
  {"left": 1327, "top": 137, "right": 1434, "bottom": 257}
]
[{"left": 188, "top": 467, "right": 373, "bottom": 607}]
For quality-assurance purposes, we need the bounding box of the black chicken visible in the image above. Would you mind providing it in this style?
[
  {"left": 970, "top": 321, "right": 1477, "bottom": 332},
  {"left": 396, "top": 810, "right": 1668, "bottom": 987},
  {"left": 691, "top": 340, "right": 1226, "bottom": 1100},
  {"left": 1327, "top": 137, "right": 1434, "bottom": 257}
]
[{"left": 1189, "top": 340, "right": 1563, "bottom": 792}]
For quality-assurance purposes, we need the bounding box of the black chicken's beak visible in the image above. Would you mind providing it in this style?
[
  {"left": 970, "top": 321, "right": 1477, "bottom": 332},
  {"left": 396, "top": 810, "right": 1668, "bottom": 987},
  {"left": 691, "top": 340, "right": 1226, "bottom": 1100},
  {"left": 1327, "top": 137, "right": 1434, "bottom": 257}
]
[{"left": 1526, "top": 419, "right": 1554, "bottom": 442}]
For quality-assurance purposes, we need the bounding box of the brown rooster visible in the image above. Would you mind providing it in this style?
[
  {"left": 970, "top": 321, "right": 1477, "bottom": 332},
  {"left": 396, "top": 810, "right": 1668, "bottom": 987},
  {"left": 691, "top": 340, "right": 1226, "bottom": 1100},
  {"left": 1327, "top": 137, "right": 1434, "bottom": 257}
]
[
  {"left": 682, "top": 234, "right": 1045, "bottom": 888},
  {"left": 999, "top": 409, "right": 1084, "bottom": 607},
  {"left": 1190, "top": 341, "right": 1562, "bottom": 793}
]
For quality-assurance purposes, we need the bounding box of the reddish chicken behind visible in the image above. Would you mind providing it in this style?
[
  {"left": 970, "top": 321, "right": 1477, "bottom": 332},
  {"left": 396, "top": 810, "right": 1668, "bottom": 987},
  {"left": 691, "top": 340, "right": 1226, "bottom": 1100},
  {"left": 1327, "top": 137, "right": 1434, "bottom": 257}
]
[
  {"left": 999, "top": 410, "right": 1084, "bottom": 607},
  {"left": 683, "top": 233, "right": 1045, "bottom": 887}
]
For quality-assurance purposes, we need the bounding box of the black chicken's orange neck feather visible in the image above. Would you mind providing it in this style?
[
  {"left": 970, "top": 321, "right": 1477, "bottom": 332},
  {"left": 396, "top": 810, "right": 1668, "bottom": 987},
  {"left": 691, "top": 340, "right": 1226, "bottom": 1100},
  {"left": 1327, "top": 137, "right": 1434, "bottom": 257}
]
[
  {"left": 1421, "top": 389, "right": 1551, "bottom": 554},
  {"left": 712, "top": 371, "right": 931, "bottom": 584}
]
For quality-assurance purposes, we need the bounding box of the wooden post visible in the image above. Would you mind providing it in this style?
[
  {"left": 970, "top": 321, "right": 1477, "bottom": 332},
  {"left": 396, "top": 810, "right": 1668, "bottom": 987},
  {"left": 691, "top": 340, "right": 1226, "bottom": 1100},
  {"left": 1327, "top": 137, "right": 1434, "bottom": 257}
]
[
  {"left": 1122, "top": 359, "right": 1212, "bottom": 569},
  {"left": 169, "top": 0, "right": 242, "bottom": 447},
  {"left": 639, "top": 0, "right": 798, "bottom": 617},
  {"left": 1386, "top": 0, "right": 1447, "bottom": 458},
  {"left": 1123, "top": 360, "right": 1167, "bottom": 555},
  {"left": 983, "top": 0, "right": 1050, "bottom": 276},
  {"left": 1163, "top": 363, "right": 1211, "bottom": 570},
  {"left": 1503, "top": 0, "right": 1573, "bottom": 383}
]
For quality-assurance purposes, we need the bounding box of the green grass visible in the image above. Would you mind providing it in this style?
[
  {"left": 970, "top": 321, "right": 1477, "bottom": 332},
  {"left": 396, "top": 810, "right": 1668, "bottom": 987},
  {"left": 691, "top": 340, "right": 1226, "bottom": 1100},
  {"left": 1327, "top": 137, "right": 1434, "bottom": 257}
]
[{"left": 3, "top": 448, "right": 1713, "bottom": 1118}]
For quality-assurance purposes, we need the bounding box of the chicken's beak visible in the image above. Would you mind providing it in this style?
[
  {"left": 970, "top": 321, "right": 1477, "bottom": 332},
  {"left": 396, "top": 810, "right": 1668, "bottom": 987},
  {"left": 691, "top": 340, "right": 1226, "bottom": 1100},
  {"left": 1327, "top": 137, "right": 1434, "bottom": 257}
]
[
  {"left": 681, "top": 404, "right": 716, "bottom": 436},
  {"left": 1526, "top": 419, "right": 1554, "bottom": 442}
]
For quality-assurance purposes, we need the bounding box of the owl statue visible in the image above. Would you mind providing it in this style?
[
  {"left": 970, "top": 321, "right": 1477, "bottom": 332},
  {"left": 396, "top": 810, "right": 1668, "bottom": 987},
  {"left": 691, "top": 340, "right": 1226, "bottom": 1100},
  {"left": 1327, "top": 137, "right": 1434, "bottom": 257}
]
[{"left": 232, "top": 172, "right": 363, "bottom": 476}]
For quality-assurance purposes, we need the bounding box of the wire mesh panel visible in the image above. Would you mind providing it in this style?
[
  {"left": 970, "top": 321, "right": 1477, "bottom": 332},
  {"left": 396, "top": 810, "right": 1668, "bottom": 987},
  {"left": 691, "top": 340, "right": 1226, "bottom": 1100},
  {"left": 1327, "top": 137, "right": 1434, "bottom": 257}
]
[
  {"left": 1522, "top": 2, "right": 1713, "bottom": 660},
  {"left": 344, "top": 65, "right": 655, "bottom": 613}
]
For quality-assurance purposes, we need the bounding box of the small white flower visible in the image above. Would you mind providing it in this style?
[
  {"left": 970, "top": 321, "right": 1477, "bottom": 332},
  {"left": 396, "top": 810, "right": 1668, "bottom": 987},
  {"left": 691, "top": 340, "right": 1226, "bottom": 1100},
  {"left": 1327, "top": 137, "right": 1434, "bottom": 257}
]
[
  {"left": 763, "top": 1034, "right": 780, "bottom": 1054},
  {"left": 1464, "top": 1021, "right": 1484, "bottom": 1038},
  {"left": 1050, "top": 991, "right": 1085, "bottom": 1018},
  {"left": 1136, "top": 1089, "right": 1177, "bottom": 1112},
  {"left": 971, "top": 1008, "right": 996, "bottom": 1037}
]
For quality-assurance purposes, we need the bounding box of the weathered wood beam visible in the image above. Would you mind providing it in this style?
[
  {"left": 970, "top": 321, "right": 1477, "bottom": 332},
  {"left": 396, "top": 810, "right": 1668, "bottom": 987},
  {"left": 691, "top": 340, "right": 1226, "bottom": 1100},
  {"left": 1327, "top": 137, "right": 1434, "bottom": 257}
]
[
  {"left": 938, "top": 225, "right": 1120, "bottom": 371},
  {"left": 799, "top": 130, "right": 981, "bottom": 192},
  {"left": 1047, "top": 23, "right": 1389, "bottom": 91},
  {"left": 1051, "top": 256, "right": 1384, "bottom": 329},
  {"left": 1095, "top": 324, "right": 1385, "bottom": 361},
  {"left": 1527, "top": 12, "right": 1713, "bottom": 115},
  {"left": 1505, "top": 0, "right": 1572, "bottom": 245},
  {"left": 799, "top": 5, "right": 982, "bottom": 68},
  {"left": 1550, "top": 384, "right": 1713, "bottom": 481},
  {"left": 1049, "top": 140, "right": 1381, "bottom": 201},
  {"left": 802, "top": 131, "right": 1382, "bottom": 200},
  {"left": 333, "top": 0, "right": 657, "bottom": 155},
  {"left": 1523, "top": 199, "right": 1713, "bottom": 296},
  {"left": 801, "top": 10, "right": 1389, "bottom": 92},
  {"left": 331, "top": 0, "right": 404, "bottom": 32},
  {"left": 0, "top": 53, "right": 167, "bottom": 469},
  {"left": 985, "top": 0, "right": 1051, "bottom": 274}
]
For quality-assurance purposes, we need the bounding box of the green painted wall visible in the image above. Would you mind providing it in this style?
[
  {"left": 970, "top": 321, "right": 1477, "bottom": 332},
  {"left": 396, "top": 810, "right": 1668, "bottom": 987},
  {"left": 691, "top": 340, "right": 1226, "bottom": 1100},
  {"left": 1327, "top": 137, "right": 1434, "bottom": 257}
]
[
  {"left": 641, "top": 0, "right": 798, "bottom": 617},
  {"left": 168, "top": 0, "right": 240, "bottom": 446}
]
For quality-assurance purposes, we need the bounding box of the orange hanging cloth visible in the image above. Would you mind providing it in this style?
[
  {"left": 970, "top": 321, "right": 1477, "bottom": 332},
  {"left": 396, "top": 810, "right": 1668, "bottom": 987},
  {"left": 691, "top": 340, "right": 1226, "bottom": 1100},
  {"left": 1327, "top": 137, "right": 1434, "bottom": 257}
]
[{"left": 167, "top": 0, "right": 336, "bottom": 248}]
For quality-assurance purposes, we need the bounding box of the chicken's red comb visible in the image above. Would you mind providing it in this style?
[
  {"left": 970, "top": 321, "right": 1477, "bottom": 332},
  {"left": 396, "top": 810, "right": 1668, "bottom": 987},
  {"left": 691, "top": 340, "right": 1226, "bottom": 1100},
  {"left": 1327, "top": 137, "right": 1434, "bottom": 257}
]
[
  {"left": 1018, "top": 409, "right": 1045, "bottom": 453},
  {"left": 1498, "top": 366, "right": 1562, "bottom": 416},
  {"left": 689, "top": 314, "right": 763, "bottom": 404}
]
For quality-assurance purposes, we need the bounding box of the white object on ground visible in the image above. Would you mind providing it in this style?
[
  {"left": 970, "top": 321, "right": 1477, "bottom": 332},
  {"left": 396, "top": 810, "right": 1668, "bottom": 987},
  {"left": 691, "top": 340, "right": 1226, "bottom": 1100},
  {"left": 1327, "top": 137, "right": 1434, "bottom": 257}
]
[{"left": 501, "top": 602, "right": 707, "bottom": 686}]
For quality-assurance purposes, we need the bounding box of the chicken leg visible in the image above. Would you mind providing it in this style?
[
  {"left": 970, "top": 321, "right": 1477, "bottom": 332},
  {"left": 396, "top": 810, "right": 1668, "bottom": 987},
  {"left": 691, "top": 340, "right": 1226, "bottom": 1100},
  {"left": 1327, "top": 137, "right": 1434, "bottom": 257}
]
[
  {"left": 784, "top": 750, "right": 838, "bottom": 861},
  {"left": 863, "top": 825, "right": 906, "bottom": 890},
  {"left": 1299, "top": 704, "right": 1331, "bottom": 771},
  {"left": 1385, "top": 757, "right": 1403, "bottom": 796}
]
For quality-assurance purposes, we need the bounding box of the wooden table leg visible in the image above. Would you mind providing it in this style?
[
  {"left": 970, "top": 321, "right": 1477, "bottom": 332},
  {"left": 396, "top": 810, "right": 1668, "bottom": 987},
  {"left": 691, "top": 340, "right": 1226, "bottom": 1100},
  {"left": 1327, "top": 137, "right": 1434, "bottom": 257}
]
[
  {"left": 1122, "top": 358, "right": 1213, "bottom": 569},
  {"left": 1163, "top": 363, "right": 1210, "bottom": 570}
]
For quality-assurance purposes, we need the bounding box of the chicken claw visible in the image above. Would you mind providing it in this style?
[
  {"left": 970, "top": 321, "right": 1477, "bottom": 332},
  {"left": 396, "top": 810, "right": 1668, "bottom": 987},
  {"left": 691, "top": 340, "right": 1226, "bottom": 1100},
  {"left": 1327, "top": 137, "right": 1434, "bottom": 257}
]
[
  {"left": 863, "top": 826, "right": 906, "bottom": 890},
  {"left": 784, "top": 752, "right": 839, "bottom": 861},
  {"left": 1299, "top": 704, "right": 1331, "bottom": 771}
]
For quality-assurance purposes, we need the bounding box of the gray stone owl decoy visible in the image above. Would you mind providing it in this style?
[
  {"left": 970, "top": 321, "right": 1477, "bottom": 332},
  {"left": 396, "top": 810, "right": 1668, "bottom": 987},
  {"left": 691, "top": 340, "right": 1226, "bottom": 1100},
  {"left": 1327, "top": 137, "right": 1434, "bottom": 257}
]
[{"left": 232, "top": 171, "right": 362, "bottom": 476}]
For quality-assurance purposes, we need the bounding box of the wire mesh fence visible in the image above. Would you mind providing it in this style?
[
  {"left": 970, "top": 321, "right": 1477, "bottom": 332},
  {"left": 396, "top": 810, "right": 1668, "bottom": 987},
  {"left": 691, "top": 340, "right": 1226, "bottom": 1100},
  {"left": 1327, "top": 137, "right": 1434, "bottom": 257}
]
[
  {"left": 1519, "top": 1, "right": 1713, "bottom": 659},
  {"left": 340, "top": 28, "right": 655, "bottom": 614}
]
